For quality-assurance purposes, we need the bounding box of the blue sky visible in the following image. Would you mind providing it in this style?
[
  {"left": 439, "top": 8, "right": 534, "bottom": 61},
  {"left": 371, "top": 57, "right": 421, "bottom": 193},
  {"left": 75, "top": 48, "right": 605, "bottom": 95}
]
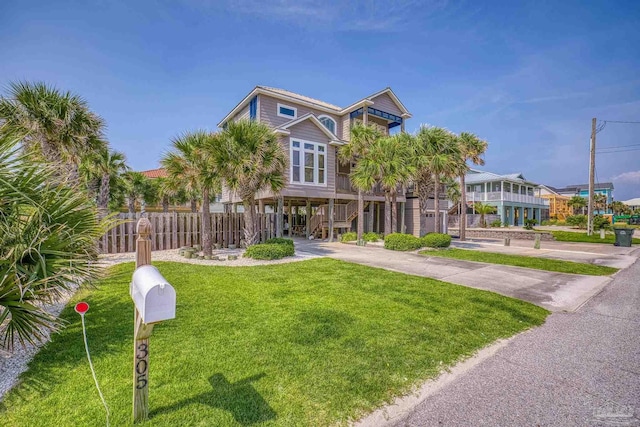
[{"left": 1, "top": 0, "right": 639, "bottom": 200}]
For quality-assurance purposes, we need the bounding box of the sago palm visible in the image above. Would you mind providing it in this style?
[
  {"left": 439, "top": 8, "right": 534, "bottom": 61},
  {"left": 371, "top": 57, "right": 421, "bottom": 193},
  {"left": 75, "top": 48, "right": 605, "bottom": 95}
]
[
  {"left": 217, "top": 120, "right": 286, "bottom": 246},
  {"left": 456, "top": 132, "right": 488, "bottom": 240},
  {"left": 162, "top": 131, "right": 221, "bottom": 255},
  {"left": 473, "top": 202, "right": 496, "bottom": 228}
]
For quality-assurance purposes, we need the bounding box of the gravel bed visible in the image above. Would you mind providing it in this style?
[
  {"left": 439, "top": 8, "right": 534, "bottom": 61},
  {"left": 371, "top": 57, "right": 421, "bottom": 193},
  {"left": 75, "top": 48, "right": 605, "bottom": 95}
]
[{"left": 1, "top": 248, "right": 318, "bottom": 401}]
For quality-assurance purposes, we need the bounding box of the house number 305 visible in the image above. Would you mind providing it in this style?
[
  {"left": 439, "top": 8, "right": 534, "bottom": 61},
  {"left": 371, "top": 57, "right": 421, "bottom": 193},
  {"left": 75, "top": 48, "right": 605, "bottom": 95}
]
[{"left": 135, "top": 342, "right": 148, "bottom": 389}]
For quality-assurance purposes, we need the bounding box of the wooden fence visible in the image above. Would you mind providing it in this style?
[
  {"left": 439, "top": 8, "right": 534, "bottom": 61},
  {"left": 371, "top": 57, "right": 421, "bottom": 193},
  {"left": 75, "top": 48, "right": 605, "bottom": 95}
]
[{"left": 99, "top": 212, "right": 276, "bottom": 254}]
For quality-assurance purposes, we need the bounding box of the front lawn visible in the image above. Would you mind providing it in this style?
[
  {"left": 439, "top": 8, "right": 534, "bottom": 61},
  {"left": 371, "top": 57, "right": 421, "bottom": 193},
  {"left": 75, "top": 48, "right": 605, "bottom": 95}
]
[
  {"left": 420, "top": 248, "right": 618, "bottom": 276},
  {"left": 550, "top": 230, "right": 639, "bottom": 245},
  {"left": 1, "top": 259, "right": 548, "bottom": 426}
]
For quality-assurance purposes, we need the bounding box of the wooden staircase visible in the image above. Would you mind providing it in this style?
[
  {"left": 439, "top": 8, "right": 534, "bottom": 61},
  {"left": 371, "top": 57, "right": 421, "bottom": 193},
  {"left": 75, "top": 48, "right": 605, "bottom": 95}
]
[{"left": 308, "top": 200, "right": 368, "bottom": 238}]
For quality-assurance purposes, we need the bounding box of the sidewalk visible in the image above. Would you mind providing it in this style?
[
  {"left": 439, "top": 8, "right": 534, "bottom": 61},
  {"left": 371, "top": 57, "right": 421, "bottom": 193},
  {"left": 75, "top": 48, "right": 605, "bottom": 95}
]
[
  {"left": 389, "top": 257, "right": 640, "bottom": 426},
  {"left": 295, "top": 240, "right": 614, "bottom": 313}
]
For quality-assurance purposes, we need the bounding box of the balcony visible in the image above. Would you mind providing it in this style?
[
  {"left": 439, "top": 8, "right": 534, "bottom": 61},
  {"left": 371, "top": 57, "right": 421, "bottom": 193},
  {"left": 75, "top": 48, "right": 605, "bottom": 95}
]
[
  {"left": 468, "top": 191, "right": 549, "bottom": 206},
  {"left": 336, "top": 173, "right": 404, "bottom": 196}
]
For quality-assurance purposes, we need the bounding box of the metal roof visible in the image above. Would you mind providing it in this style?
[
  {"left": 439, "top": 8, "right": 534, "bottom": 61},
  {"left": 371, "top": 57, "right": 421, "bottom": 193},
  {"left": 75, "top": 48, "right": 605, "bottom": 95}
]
[
  {"left": 257, "top": 86, "right": 343, "bottom": 111},
  {"left": 465, "top": 170, "right": 534, "bottom": 185}
]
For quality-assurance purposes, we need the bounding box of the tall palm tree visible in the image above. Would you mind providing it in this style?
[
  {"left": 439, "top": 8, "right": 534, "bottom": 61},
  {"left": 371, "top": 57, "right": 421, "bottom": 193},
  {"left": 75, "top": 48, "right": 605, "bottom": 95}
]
[
  {"left": 162, "top": 131, "right": 221, "bottom": 256},
  {"left": 593, "top": 193, "right": 607, "bottom": 214},
  {"left": 0, "top": 81, "right": 105, "bottom": 184},
  {"left": 217, "top": 120, "right": 286, "bottom": 246},
  {"left": 122, "top": 171, "right": 153, "bottom": 214},
  {"left": 473, "top": 202, "right": 496, "bottom": 228},
  {"left": 83, "top": 147, "right": 129, "bottom": 215},
  {"left": 413, "top": 125, "right": 460, "bottom": 234},
  {"left": 351, "top": 133, "right": 414, "bottom": 235},
  {"left": 338, "top": 124, "right": 384, "bottom": 243},
  {"left": 456, "top": 132, "right": 488, "bottom": 240},
  {"left": 0, "top": 131, "right": 112, "bottom": 349}
]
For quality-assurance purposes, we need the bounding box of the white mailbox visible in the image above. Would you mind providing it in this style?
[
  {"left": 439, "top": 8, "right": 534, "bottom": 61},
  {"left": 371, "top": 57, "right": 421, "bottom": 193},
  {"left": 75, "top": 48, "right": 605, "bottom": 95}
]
[{"left": 131, "top": 265, "right": 176, "bottom": 324}]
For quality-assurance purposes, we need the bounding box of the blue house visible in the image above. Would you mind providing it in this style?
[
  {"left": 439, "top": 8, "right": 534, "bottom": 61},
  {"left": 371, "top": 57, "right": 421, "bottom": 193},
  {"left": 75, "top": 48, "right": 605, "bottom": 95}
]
[
  {"left": 552, "top": 183, "right": 614, "bottom": 214},
  {"left": 464, "top": 170, "right": 550, "bottom": 226}
]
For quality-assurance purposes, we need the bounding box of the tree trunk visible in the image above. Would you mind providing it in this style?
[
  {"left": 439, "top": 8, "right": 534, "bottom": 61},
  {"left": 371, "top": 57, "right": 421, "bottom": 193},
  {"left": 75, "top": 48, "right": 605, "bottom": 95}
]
[
  {"left": 190, "top": 198, "right": 197, "bottom": 213},
  {"left": 417, "top": 175, "right": 433, "bottom": 237},
  {"left": 357, "top": 189, "right": 364, "bottom": 244},
  {"left": 459, "top": 173, "right": 467, "bottom": 241},
  {"left": 128, "top": 196, "right": 136, "bottom": 215},
  {"left": 162, "top": 197, "right": 169, "bottom": 213},
  {"left": 202, "top": 188, "right": 212, "bottom": 256},
  {"left": 384, "top": 192, "right": 392, "bottom": 236},
  {"left": 391, "top": 191, "right": 398, "bottom": 233},
  {"left": 433, "top": 174, "right": 441, "bottom": 234},
  {"left": 97, "top": 173, "right": 110, "bottom": 216},
  {"left": 243, "top": 198, "right": 258, "bottom": 246}
]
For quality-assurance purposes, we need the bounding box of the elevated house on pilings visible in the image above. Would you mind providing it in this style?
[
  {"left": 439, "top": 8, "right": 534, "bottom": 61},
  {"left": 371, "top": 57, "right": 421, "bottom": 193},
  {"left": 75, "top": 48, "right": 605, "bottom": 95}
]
[{"left": 217, "top": 85, "right": 413, "bottom": 239}]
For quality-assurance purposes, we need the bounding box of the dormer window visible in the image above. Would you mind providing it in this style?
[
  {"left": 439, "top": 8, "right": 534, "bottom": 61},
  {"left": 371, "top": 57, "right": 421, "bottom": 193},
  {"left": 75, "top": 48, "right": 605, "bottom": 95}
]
[
  {"left": 318, "top": 115, "right": 336, "bottom": 134},
  {"left": 277, "top": 103, "right": 297, "bottom": 119}
]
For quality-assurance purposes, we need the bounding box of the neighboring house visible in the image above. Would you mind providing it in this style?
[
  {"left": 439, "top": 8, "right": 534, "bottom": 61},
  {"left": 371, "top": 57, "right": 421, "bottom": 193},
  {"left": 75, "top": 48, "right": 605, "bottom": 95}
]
[
  {"left": 463, "top": 169, "right": 549, "bottom": 226},
  {"left": 140, "top": 168, "right": 168, "bottom": 179},
  {"left": 622, "top": 198, "right": 640, "bottom": 211},
  {"left": 217, "top": 85, "right": 416, "bottom": 237},
  {"left": 535, "top": 185, "right": 571, "bottom": 220},
  {"left": 552, "top": 182, "right": 614, "bottom": 214}
]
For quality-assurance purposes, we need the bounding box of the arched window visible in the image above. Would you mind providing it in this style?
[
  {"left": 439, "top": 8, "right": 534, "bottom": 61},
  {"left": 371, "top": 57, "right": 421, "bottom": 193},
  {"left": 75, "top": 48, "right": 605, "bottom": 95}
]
[{"left": 318, "top": 115, "right": 337, "bottom": 134}]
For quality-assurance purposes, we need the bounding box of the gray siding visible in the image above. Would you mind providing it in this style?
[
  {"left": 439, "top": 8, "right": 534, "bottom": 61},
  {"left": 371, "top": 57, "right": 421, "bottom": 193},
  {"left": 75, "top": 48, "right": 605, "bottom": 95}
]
[
  {"left": 233, "top": 104, "right": 250, "bottom": 122},
  {"left": 370, "top": 92, "right": 404, "bottom": 116},
  {"left": 341, "top": 116, "right": 351, "bottom": 141},
  {"left": 259, "top": 94, "right": 342, "bottom": 139}
]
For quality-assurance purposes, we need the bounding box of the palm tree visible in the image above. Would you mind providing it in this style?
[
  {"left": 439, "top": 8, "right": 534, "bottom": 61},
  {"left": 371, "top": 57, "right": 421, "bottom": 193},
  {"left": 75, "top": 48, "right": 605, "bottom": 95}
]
[
  {"left": 456, "top": 132, "right": 488, "bottom": 240},
  {"left": 0, "top": 131, "right": 112, "bottom": 349},
  {"left": 443, "top": 176, "right": 462, "bottom": 210},
  {"left": 610, "top": 201, "right": 629, "bottom": 216},
  {"left": 568, "top": 196, "right": 587, "bottom": 215},
  {"left": 351, "top": 133, "right": 415, "bottom": 235},
  {"left": 217, "top": 120, "right": 286, "bottom": 246},
  {"left": 593, "top": 193, "right": 607, "bottom": 214},
  {"left": 153, "top": 177, "right": 186, "bottom": 213},
  {"left": 413, "top": 125, "right": 460, "bottom": 235},
  {"left": 0, "top": 81, "right": 105, "bottom": 184},
  {"left": 122, "top": 171, "right": 153, "bottom": 214},
  {"left": 83, "top": 147, "right": 129, "bottom": 215},
  {"left": 473, "top": 202, "right": 496, "bottom": 228},
  {"left": 162, "top": 131, "right": 221, "bottom": 256},
  {"left": 338, "top": 124, "right": 384, "bottom": 243}
]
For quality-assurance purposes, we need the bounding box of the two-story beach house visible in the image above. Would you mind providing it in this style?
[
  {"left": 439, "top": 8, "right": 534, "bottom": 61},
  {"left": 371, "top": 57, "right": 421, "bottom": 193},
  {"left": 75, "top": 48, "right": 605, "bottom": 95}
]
[
  {"left": 551, "top": 183, "right": 614, "bottom": 214},
  {"left": 217, "top": 86, "right": 413, "bottom": 238},
  {"left": 462, "top": 169, "right": 550, "bottom": 226}
]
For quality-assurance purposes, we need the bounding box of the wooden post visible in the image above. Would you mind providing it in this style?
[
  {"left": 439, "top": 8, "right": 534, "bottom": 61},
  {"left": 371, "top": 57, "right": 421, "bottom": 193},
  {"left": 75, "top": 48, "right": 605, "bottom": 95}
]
[
  {"left": 133, "top": 218, "right": 154, "bottom": 423},
  {"left": 305, "top": 200, "right": 311, "bottom": 239},
  {"left": 400, "top": 201, "right": 406, "bottom": 234},
  {"left": 287, "top": 200, "right": 293, "bottom": 237},
  {"left": 328, "top": 199, "right": 334, "bottom": 242},
  {"left": 368, "top": 201, "right": 374, "bottom": 233},
  {"left": 534, "top": 233, "right": 541, "bottom": 250},
  {"left": 276, "top": 197, "right": 284, "bottom": 238}
]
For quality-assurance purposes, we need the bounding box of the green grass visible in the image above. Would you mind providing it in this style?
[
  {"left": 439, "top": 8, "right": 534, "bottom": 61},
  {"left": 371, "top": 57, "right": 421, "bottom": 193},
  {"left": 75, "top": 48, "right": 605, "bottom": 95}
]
[
  {"left": 420, "top": 248, "right": 618, "bottom": 276},
  {"left": 550, "top": 230, "right": 640, "bottom": 245},
  {"left": 0, "top": 259, "right": 548, "bottom": 426}
]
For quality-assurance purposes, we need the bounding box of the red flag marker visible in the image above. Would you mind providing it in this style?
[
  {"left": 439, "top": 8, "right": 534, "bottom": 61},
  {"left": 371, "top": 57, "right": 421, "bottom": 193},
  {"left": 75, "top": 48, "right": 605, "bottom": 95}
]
[{"left": 75, "top": 302, "right": 90, "bottom": 315}]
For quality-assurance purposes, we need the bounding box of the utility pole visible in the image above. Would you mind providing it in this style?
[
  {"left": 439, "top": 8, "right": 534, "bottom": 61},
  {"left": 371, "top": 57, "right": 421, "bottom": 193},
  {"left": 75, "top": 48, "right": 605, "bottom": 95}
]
[{"left": 587, "top": 117, "right": 596, "bottom": 236}]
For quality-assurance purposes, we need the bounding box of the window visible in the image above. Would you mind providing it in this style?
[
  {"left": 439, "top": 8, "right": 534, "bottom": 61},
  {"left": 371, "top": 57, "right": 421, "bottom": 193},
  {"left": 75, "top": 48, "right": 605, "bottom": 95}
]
[
  {"left": 318, "top": 115, "right": 337, "bottom": 134},
  {"left": 277, "top": 103, "right": 297, "bottom": 118},
  {"left": 290, "top": 139, "right": 327, "bottom": 185},
  {"left": 249, "top": 96, "right": 257, "bottom": 121}
]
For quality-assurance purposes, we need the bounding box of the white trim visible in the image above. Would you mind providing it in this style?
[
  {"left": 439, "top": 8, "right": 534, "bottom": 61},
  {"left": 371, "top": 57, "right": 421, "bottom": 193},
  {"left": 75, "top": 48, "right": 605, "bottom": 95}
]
[
  {"left": 289, "top": 138, "right": 328, "bottom": 187},
  {"left": 317, "top": 115, "right": 337, "bottom": 134},
  {"left": 277, "top": 103, "right": 298, "bottom": 119},
  {"left": 278, "top": 113, "right": 342, "bottom": 143}
]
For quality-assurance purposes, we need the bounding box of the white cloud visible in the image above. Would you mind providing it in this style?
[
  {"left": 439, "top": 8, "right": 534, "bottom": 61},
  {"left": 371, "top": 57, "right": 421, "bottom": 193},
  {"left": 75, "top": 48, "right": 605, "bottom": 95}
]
[{"left": 612, "top": 171, "right": 640, "bottom": 183}]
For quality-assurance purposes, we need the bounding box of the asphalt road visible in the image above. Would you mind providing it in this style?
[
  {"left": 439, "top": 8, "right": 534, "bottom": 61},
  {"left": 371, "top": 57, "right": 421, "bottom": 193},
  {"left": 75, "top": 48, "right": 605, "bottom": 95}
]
[{"left": 393, "top": 257, "right": 640, "bottom": 426}]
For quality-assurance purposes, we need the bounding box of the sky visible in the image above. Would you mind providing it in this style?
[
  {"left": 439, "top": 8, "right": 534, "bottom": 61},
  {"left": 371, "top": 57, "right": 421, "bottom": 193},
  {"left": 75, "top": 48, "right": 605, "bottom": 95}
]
[{"left": 1, "top": 0, "right": 639, "bottom": 200}]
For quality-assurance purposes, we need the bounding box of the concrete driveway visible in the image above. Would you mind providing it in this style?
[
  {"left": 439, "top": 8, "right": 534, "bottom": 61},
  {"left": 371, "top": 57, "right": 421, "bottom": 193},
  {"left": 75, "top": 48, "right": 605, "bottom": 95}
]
[{"left": 294, "top": 239, "right": 630, "bottom": 312}]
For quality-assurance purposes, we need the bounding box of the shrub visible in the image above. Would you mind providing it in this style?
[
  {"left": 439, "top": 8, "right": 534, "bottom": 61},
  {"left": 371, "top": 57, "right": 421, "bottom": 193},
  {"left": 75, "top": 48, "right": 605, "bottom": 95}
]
[
  {"left": 566, "top": 215, "right": 587, "bottom": 229},
  {"left": 490, "top": 219, "right": 502, "bottom": 228},
  {"left": 523, "top": 219, "right": 537, "bottom": 230},
  {"left": 244, "top": 243, "right": 295, "bottom": 260},
  {"left": 421, "top": 233, "right": 451, "bottom": 248},
  {"left": 384, "top": 233, "right": 422, "bottom": 251},
  {"left": 363, "top": 232, "right": 382, "bottom": 242},
  {"left": 341, "top": 232, "right": 357, "bottom": 242},
  {"left": 593, "top": 215, "right": 611, "bottom": 230},
  {"left": 265, "top": 237, "right": 294, "bottom": 246}
]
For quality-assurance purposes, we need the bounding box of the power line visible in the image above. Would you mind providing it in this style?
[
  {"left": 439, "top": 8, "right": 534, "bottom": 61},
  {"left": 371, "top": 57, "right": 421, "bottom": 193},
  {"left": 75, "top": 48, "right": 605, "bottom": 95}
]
[
  {"left": 602, "top": 120, "right": 640, "bottom": 124},
  {"left": 596, "top": 148, "right": 640, "bottom": 154},
  {"left": 597, "top": 143, "right": 640, "bottom": 150}
]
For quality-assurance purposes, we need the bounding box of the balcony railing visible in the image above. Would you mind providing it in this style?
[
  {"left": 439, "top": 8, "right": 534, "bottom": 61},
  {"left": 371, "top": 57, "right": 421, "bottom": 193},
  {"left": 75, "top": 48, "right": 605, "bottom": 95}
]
[
  {"left": 468, "top": 191, "right": 549, "bottom": 206},
  {"left": 336, "top": 173, "right": 404, "bottom": 196}
]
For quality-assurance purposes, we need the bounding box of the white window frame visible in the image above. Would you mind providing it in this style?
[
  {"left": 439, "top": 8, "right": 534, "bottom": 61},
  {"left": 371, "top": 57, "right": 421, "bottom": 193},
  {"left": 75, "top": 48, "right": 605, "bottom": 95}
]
[
  {"left": 289, "top": 138, "right": 327, "bottom": 187},
  {"left": 277, "top": 103, "right": 298, "bottom": 119},
  {"left": 317, "top": 115, "right": 337, "bottom": 134}
]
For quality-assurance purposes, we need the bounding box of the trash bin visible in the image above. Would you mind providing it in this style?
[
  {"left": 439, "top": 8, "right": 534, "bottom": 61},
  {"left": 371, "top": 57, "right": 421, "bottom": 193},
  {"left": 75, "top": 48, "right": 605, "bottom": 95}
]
[{"left": 613, "top": 228, "right": 634, "bottom": 247}]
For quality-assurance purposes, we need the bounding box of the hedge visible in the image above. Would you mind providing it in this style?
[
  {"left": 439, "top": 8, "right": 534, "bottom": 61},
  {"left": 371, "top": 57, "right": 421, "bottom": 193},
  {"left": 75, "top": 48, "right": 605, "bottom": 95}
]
[
  {"left": 363, "top": 232, "right": 382, "bottom": 242},
  {"left": 421, "top": 233, "right": 451, "bottom": 248},
  {"left": 384, "top": 233, "right": 422, "bottom": 251},
  {"left": 265, "top": 237, "right": 294, "bottom": 246},
  {"left": 244, "top": 243, "right": 295, "bottom": 260},
  {"left": 341, "top": 232, "right": 357, "bottom": 242}
]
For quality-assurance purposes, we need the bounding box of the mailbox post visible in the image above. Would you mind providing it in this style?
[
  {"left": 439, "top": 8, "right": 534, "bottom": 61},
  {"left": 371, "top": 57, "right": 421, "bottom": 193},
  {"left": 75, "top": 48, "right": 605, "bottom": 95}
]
[{"left": 131, "top": 218, "right": 176, "bottom": 423}]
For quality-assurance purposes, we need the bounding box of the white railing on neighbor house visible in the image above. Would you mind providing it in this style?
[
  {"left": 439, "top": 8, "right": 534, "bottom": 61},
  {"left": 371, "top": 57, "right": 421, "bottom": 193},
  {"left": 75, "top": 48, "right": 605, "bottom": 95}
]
[{"left": 467, "top": 192, "right": 549, "bottom": 206}]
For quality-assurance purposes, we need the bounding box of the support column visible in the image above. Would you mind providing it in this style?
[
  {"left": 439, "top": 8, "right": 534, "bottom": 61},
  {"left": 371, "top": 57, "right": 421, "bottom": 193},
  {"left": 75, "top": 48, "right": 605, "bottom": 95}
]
[
  {"left": 328, "top": 199, "right": 334, "bottom": 242},
  {"left": 305, "top": 200, "right": 311, "bottom": 239},
  {"left": 258, "top": 199, "right": 265, "bottom": 214},
  {"left": 376, "top": 202, "right": 381, "bottom": 233},
  {"left": 368, "top": 201, "right": 374, "bottom": 233},
  {"left": 363, "top": 103, "right": 368, "bottom": 125},
  {"left": 400, "top": 202, "right": 406, "bottom": 234},
  {"left": 287, "top": 200, "right": 292, "bottom": 236}
]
